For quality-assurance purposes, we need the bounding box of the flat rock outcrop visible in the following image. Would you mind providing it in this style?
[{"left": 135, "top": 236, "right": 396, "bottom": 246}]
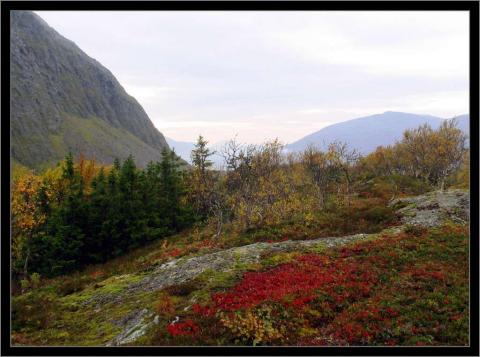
[{"left": 390, "top": 189, "right": 469, "bottom": 227}]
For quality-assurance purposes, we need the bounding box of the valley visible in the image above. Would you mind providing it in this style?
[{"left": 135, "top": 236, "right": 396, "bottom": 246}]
[{"left": 8, "top": 9, "right": 472, "bottom": 349}]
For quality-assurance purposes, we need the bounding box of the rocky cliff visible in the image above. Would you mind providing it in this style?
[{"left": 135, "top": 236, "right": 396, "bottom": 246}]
[{"left": 11, "top": 11, "right": 169, "bottom": 169}]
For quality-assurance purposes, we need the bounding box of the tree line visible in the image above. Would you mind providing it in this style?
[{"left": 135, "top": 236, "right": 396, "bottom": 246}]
[
  {"left": 12, "top": 149, "right": 193, "bottom": 278},
  {"left": 11, "top": 118, "right": 468, "bottom": 279}
]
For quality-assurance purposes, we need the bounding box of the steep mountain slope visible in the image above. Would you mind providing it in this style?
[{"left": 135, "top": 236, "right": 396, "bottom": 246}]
[
  {"left": 287, "top": 111, "right": 469, "bottom": 154},
  {"left": 11, "top": 11, "right": 169, "bottom": 169}
]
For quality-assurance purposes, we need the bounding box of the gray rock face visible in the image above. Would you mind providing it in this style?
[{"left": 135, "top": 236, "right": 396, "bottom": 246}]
[
  {"left": 107, "top": 308, "right": 155, "bottom": 346},
  {"left": 11, "top": 11, "right": 169, "bottom": 169},
  {"left": 390, "top": 189, "right": 469, "bottom": 227}
]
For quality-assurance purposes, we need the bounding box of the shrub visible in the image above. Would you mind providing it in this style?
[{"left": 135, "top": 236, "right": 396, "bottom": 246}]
[
  {"left": 164, "top": 280, "right": 201, "bottom": 297},
  {"left": 20, "top": 279, "right": 30, "bottom": 291},
  {"left": 57, "top": 274, "right": 89, "bottom": 296},
  {"left": 219, "top": 306, "right": 285, "bottom": 345},
  {"left": 328, "top": 199, "right": 398, "bottom": 234},
  {"left": 12, "top": 292, "right": 57, "bottom": 332},
  {"left": 154, "top": 294, "right": 175, "bottom": 317},
  {"left": 404, "top": 225, "right": 427, "bottom": 237},
  {"left": 30, "top": 273, "right": 41, "bottom": 288},
  {"left": 18, "top": 273, "right": 42, "bottom": 293},
  {"left": 166, "top": 319, "right": 199, "bottom": 337}
]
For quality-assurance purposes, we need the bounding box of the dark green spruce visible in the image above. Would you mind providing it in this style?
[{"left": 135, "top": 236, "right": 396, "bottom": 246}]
[{"left": 27, "top": 154, "right": 195, "bottom": 277}]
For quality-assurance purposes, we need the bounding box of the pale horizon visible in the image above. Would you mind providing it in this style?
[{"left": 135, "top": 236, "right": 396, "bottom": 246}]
[{"left": 35, "top": 11, "right": 469, "bottom": 145}]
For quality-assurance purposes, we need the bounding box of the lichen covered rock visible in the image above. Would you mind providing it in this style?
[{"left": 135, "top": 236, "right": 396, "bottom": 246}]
[{"left": 390, "top": 189, "right": 469, "bottom": 227}]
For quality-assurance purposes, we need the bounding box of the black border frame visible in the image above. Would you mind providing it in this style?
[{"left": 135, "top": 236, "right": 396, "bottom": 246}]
[{"left": 1, "top": 1, "right": 479, "bottom": 356}]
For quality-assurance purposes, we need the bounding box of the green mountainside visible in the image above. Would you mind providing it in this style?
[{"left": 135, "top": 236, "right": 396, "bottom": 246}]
[{"left": 11, "top": 11, "right": 169, "bottom": 170}]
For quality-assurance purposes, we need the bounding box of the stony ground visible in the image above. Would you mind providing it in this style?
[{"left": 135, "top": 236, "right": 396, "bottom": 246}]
[
  {"left": 99, "top": 189, "right": 469, "bottom": 345},
  {"left": 390, "top": 189, "right": 469, "bottom": 227}
]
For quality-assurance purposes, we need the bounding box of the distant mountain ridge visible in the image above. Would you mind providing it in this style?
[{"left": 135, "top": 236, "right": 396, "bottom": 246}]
[
  {"left": 286, "top": 111, "right": 469, "bottom": 154},
  {"left": 11, "top": 11, "right": 169, "bottom": 170},
  {"left": 168, "top": 112, "right": 469, "bottom": 165}
]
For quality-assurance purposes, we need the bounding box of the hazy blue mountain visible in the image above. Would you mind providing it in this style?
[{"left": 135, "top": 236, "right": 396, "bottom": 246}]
[
  {"left": 11, "top": 11, "right": 169, "bottom": 170},
  {"left": 455, "top": 114, "right": 469, "bottom": 134},
  {"left": 165, "top": 138, "right": 196, "bottom": 164},
  {"left": 286, "top": 111, "right": 469, "bottom": 154}
]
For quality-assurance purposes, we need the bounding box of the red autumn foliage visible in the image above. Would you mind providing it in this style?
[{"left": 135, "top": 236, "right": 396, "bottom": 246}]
[
  {"left": 166, "top": 320, "right": 199, "bottom": 337},
  {"left": 89, "top": 270, "right": 104, "bottom": 279},
  {"left": 409, "top": 268, "right": 445, "bottom": 281},
  {"left": 192, "top": 303, "right": 216, "bottom": 317},
  {"left": 314, "top": 303, "right": 401, "bottom": 345},
  {"left": 186, "top": 225, "right": 468, "bottom": 346},
  {"left": 206, "top": 253, "right": 378, "bottom": 313},
  {"left": 197, "top": 239, "right": 217, "bottom": 249},
  {"left": 168, "top": 248, "right": 182, "bottom": 258}
]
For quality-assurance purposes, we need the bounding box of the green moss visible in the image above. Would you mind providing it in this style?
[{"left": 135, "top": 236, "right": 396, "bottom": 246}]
[
  {"left": 304, "top": 242, "right": 327, "bottom": 255},
  {"left": 14, "top": 283, "right": 162, "bottom": 346},
  {"left": 60, "top": 273, "right": 144, "bottom": 306},
  {"left": 191, "top": 269, "right": 239, "bottom": 304},
  {"left": 262, "top": 251, "right": 301, "bottom": 268},
  {"left": 95, "top": 273, "right": 144, "bottom": 292},
  {"left": 201, "top": 269, "right": 238, "bottom": 289}
]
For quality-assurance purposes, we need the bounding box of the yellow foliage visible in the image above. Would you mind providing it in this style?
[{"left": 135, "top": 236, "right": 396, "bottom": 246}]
[
  {"left": 11, "top": 173, "right": 46, "bottom": 270},
  {"left": 219, "top": 306, "right": 285, "bottom": 345},
  {"left": 11, "top": 174, "right": 45, "bottom": 232}
]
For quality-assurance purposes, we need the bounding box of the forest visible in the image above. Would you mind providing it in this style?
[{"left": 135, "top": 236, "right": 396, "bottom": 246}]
[{"left": 12, "top": 119, "right": 468, "bottom": 283}]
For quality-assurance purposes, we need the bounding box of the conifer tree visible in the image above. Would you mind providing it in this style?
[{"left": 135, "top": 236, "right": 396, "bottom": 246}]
[{"left": 190, "top": 135, "right": 215, "bottom": 219}]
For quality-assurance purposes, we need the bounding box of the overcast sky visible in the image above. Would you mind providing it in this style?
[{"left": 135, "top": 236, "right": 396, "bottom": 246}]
[{"left": 36, "top": 11, "right": 469, "bottom": 145}]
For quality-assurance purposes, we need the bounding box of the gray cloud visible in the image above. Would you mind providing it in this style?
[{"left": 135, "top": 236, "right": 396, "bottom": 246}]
[{"left": 35, "top": 11, "right": 469, "bottom": 144}]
